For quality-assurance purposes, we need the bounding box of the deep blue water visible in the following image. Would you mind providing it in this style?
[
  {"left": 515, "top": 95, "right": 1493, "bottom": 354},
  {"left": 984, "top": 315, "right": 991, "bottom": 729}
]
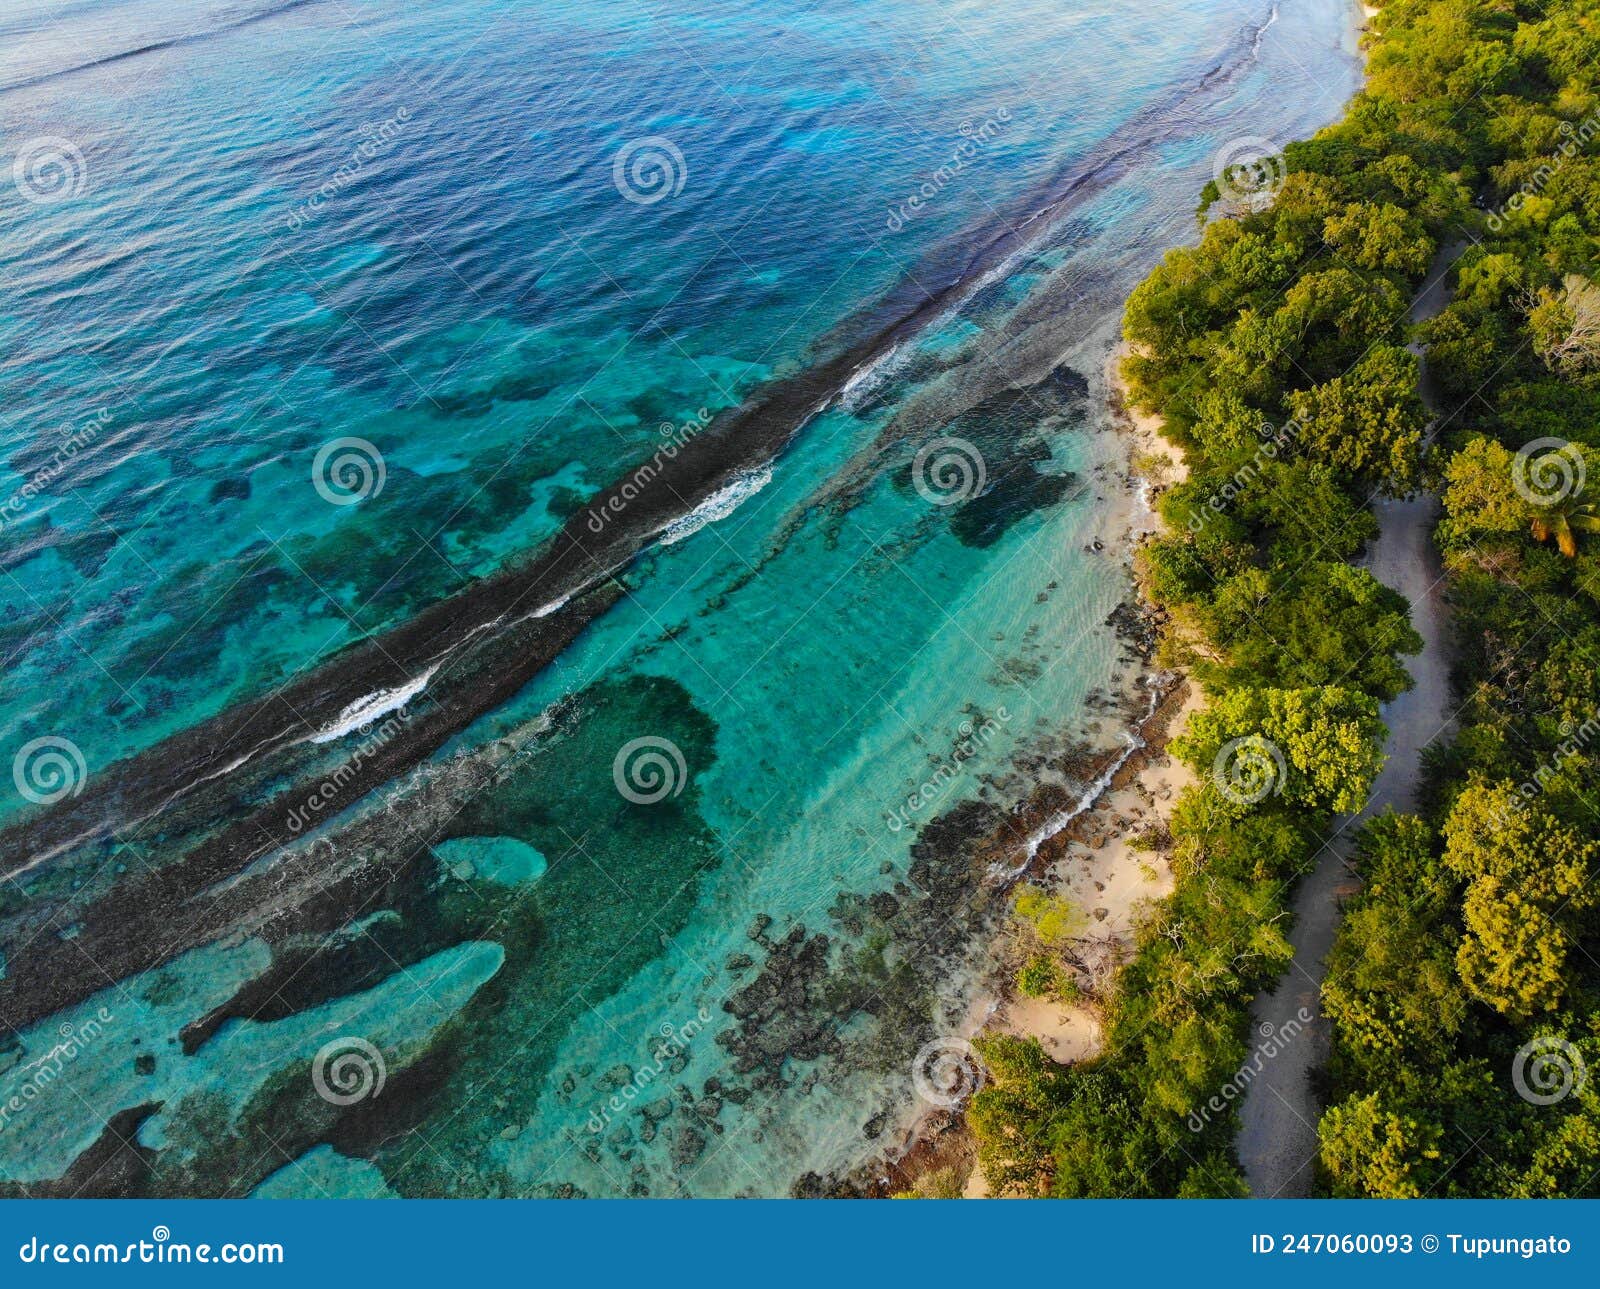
[{"left": 0, "top": 0, "right": 1360, "bottom": 1196}]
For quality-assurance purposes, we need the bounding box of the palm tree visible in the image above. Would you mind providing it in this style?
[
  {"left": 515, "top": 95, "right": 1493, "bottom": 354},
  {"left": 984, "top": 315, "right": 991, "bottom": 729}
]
[{"left": 1530, "top": 494, "right": 1600, "bottom": 558}]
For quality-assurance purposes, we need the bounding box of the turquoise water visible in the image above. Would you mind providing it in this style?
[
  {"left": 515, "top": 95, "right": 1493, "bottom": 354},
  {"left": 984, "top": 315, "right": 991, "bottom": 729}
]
[{"left": 0, "top": 0, "right": 1360, "bottom": 1195}]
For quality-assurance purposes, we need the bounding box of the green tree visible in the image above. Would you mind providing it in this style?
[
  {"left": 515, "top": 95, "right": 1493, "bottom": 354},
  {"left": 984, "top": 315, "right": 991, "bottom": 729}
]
[
  {"left": 1322, "top": 199, "right": 1434, "bottom": 275},
  {"left": 1174, "top": 686, "right": 1386, "bottom": 815},
  {"left": 1441, "top": 782, "right": 1599, "bottom": 1021},
  {"left": 1319, "top": 1093, "right": 1444, "bottom": 1198},
  {"left": 1287, "top": 345, "right": 1426, "bottom": 492}
]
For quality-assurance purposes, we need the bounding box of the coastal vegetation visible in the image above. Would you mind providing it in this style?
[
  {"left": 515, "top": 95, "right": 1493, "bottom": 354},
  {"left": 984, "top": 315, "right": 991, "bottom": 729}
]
[
  {"left": 972, "top": 0, "right": 1441, "bottom": 1187},
  {"left": 972, "top": 0, "right": 1600, "bottom": 1197},
  {"left": 1315, "top": 0, "right": 1600, "bottom": 1198}
]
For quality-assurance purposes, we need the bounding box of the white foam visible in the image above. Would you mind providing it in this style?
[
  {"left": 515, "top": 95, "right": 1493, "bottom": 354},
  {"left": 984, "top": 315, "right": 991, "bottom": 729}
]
[
  {"left": 309, "top": 665, "right": 438, "bottom": 745},
  {"left": 1253, "top": 3, "right": 1281, "bottom": 56},
  {"left": 993, "top": 731, "right": 1144, "bottom": 879},
  {"left": 657, "top": 465, "right": 774, "bottom": 547},
  {"left": 838, "top": 338, "right": 915, "bottom": 410},
  {"left": 992, "top": 678, "right": 1168, "bottom": 879}
]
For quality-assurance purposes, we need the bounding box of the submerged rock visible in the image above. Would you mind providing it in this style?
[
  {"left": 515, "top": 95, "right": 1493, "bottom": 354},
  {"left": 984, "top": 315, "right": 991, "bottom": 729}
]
[{"left": 671, "top": 1127, "right": 706, "bottom": 1169}]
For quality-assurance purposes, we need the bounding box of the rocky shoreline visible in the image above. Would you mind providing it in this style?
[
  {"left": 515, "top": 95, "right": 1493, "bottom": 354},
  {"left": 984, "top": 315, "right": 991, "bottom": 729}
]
[
  {"left": 515, "top": 339, "right": 1202, "bottom": 1199},
  {"left": 807, "top": 342, "right": 1201, "bottom": 1198}
]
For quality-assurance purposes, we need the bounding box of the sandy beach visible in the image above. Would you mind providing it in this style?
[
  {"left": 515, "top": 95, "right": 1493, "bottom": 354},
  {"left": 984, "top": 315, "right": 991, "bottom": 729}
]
[{"left": 953, "top": 345, "right": 1203, "bottom": 1198}]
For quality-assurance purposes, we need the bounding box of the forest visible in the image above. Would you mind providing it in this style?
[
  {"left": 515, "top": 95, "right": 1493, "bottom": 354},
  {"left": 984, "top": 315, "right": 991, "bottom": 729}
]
[{"left": 969, "top": 0, "right": 1600, "bottom": 1197}]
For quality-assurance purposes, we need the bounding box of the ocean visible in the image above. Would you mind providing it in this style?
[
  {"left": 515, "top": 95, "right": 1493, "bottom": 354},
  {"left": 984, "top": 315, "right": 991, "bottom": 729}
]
[{"left": 0, "top": 0, "right": 1360, "bottom": 1196}]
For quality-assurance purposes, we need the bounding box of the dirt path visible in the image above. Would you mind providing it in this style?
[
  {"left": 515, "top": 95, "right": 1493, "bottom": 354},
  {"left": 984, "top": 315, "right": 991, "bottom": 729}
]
[{"left": 1236, "top": 242, "right": 1462, "bottom": 1198}]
